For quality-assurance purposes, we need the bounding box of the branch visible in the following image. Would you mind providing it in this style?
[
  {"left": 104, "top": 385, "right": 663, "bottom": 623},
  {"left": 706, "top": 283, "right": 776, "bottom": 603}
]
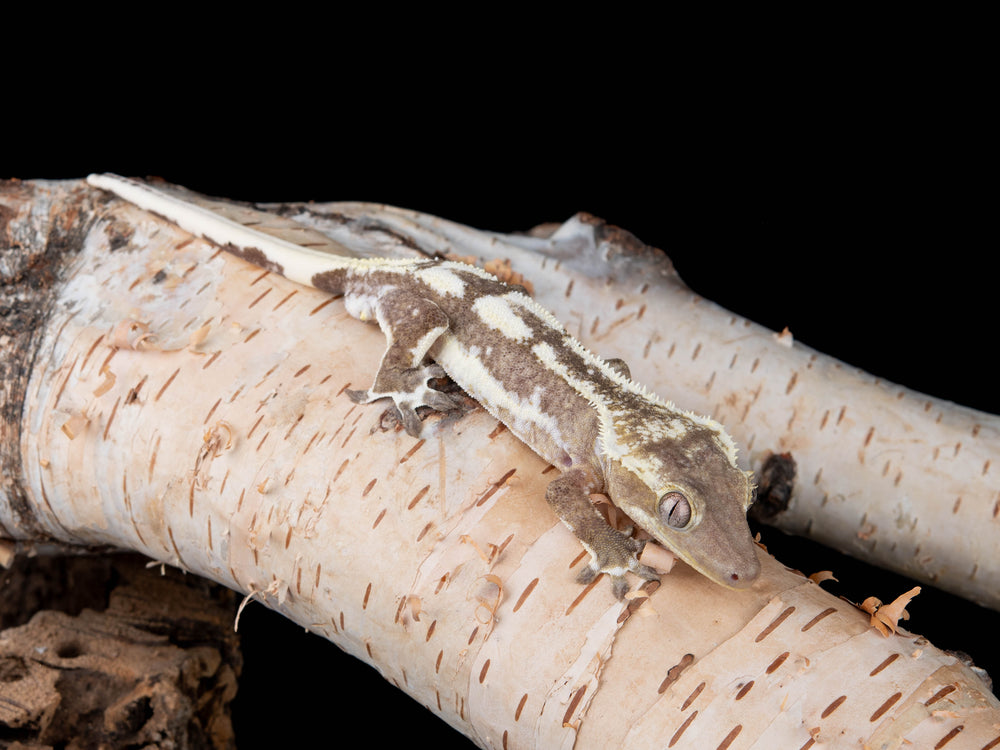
[
  {"left": 270, "top": 199, "right": 1000, "bottom": 611},
  {"left": 1, "top": 179, "right": 996, "bottom": 749}
]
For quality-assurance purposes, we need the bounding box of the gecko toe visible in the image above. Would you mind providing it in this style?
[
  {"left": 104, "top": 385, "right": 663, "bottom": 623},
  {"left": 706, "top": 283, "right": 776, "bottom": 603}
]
[
  {"left": 346, "top": 388, "right": 373, "bottom": 404},
  {"left": 397, "top": 405, "right": 424, "bottom": 438},
  {"left": 631, "top": 562, "right": 660, "bottom": 582},
  {"left": 575, "top": 565, "right": 599, "bottom": 586},
  {"left": 422, "top": 389, "right": 466, "bottom": 414},
  {"left": 610, "top": 575, "right": 630, "bottom": 600},
  {"left": 424, "top": 363, "right": 447, "bottom": 380},
  {"left": 574, "top": 562, "right": 638, "bottom": 599},
  {"left": 573, "top": 533, "right": 657, "bottom": 598}
]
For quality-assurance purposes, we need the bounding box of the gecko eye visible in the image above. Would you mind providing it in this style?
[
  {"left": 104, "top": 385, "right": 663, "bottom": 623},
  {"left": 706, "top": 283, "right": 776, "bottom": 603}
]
[{"left": 659, "top": 492, "right": 691, "bottom": 528}]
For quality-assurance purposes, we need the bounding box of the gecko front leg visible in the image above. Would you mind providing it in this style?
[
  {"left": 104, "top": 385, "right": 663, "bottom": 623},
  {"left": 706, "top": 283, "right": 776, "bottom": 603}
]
[
  {"left": 345, "top": 288, "right": 466, "bottom": 437},
  {"left": 546, "top": 467, "right": 660, "bottom": 599}
]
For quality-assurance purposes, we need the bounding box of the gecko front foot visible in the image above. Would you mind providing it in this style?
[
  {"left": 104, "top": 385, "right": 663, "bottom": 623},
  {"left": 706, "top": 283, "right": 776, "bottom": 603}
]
[{"left": 576, "top": 533, "right": 660, "bottom": 599}]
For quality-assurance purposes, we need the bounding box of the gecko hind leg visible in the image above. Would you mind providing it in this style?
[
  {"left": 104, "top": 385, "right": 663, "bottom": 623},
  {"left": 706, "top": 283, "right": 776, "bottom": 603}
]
[{"left": 345, "top": 290, "right": 466, "bottom": 437}]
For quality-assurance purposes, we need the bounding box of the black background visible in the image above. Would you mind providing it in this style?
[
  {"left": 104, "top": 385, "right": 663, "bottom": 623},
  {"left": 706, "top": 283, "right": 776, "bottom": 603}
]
[{"left": 8, "top": 36, "right": 995, "bottom": 747}]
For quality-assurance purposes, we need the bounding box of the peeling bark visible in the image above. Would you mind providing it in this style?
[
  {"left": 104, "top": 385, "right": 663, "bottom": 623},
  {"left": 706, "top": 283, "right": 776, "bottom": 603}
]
[
  {"left": 1, "top": 179, "right": 997, "bottom": 749},
  {"left": 0, "top": 179, "right": 97, "bottom": 542}
]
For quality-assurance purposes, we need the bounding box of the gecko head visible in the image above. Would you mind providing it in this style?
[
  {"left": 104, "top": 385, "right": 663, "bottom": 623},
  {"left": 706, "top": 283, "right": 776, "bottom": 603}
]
[{"left": 605, "top": 425, "right": 760, "bottom": 589}]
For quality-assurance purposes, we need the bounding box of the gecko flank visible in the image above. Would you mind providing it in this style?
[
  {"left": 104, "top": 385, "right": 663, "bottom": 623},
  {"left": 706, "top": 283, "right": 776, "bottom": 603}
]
[{"left": 87, "top": 173, "right": 761, "bottom": 598}]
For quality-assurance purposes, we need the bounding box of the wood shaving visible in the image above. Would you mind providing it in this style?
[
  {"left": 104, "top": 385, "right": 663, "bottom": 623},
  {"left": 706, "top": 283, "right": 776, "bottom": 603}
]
[
  {"left": 774, "top": 326, "right": 794, "bottom": 347},
  {"left": 188, "top": 323, "right": 212, "bottom": 350},
  {"left": 461, "top": 534, "right": 492, "bottom": 563},
  {"left": 474, "top": 574, "right": 504, "bottom": 625},
  {"left": 93, "top": 367, "right": 116, "bottom": 397},
  {"left": 491, "top": 534, "right": 514, "bottom": 562},
  {"left": 203, "top": 421, "right": 234, "bottom": 453},
  {"left": 444, "top": 253, "right": 535, "bottom": 296},
  {"left": 809, "top": 570, "right": 838, "bottom": 584},
  {"left": 61, "top": 414, "right": 90, "bottom": 440},
  {"left": 407, "top": 595, "right": 422, "bottom": 622},
  {"left": 639, "top": 542, "right": 677, "bottom": 574},
  {"left": 860, "top": 586, "right": 921, "bottom": 636},
  {"left": 445, "top": 253, "right": 478, "bottom": 266},
  {"left": 111, "top": 319, "right": 158, "bottom": 350},
  {"left": 234, "top": 585, "right": 263, "bottom": 632},
  {"left": 483, "top": 258, "right": 535, "bottom": 296},
  {"left": 191, "top": 422, "right": 235, "bottom": 490}
]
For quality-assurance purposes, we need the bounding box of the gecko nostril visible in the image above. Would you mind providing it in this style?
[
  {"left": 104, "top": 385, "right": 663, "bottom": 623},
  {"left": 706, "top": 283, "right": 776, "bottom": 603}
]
[{"left": 728, "top": 567, "right": 759, "bottom": 587}]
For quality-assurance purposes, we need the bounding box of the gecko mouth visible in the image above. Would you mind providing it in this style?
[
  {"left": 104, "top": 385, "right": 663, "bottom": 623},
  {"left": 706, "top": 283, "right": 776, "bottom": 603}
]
[
  {"left": 655, "top": 536, "right": 761, "bottom": 589},
  {"left": 699, "top": 552, "right": 760, "bottom": 589}
]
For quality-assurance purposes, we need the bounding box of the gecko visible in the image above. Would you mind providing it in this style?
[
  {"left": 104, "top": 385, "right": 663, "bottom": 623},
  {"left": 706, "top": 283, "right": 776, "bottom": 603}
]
[{"left": 87, "top": 173, "right": 761, "bottom": 599}]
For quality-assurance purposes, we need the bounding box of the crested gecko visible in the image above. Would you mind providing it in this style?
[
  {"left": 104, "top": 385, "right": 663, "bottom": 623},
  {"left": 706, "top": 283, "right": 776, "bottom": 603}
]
[{"left": 87, "top": 173, "right": 761, "bottom": 598}]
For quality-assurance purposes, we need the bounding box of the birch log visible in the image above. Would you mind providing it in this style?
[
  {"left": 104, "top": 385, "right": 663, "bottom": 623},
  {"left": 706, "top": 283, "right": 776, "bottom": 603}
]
[
  {"left": 1, "top": 179, "right": 998, "bottom": 749},
  {"left": 256, "top": 198, "right": 1000, "bottom": 612}
]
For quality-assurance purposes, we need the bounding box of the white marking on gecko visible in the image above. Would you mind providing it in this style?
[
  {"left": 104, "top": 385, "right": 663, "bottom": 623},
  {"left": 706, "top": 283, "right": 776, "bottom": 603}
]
[{"left": 472, "top": 294, "right": 533, "bottom": 341}]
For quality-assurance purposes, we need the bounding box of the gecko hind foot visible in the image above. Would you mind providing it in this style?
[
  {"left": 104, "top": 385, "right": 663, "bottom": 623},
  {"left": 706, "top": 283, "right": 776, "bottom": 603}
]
[{"left": 346, "top": 366, "right": 469, "bottom": 438}]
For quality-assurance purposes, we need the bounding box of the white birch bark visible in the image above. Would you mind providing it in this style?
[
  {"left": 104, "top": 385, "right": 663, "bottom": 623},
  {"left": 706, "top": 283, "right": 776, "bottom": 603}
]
[
  {"left": 266, "top": 199, "right": 1000, "bottom": 612},
  {"left": 1, "top": 179, "right": 997, "bottom": 749}
]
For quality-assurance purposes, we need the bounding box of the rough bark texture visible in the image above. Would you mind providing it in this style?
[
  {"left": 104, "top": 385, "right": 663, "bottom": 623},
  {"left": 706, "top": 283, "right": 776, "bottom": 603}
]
[
  {"left": 0, "top": 554, "right": 240, "bottom": 749},
  {"left": 0, "top": 179, "right": 98, "bottom": 544},
  {"left": 1, "top": 179, "right": 997, "bottom": 749}
]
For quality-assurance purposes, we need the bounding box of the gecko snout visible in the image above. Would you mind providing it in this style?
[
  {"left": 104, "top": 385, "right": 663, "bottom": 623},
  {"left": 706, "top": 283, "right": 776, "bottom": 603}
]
[{"left": 724, "top": 554, "right": 761, "bottom": 588}]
